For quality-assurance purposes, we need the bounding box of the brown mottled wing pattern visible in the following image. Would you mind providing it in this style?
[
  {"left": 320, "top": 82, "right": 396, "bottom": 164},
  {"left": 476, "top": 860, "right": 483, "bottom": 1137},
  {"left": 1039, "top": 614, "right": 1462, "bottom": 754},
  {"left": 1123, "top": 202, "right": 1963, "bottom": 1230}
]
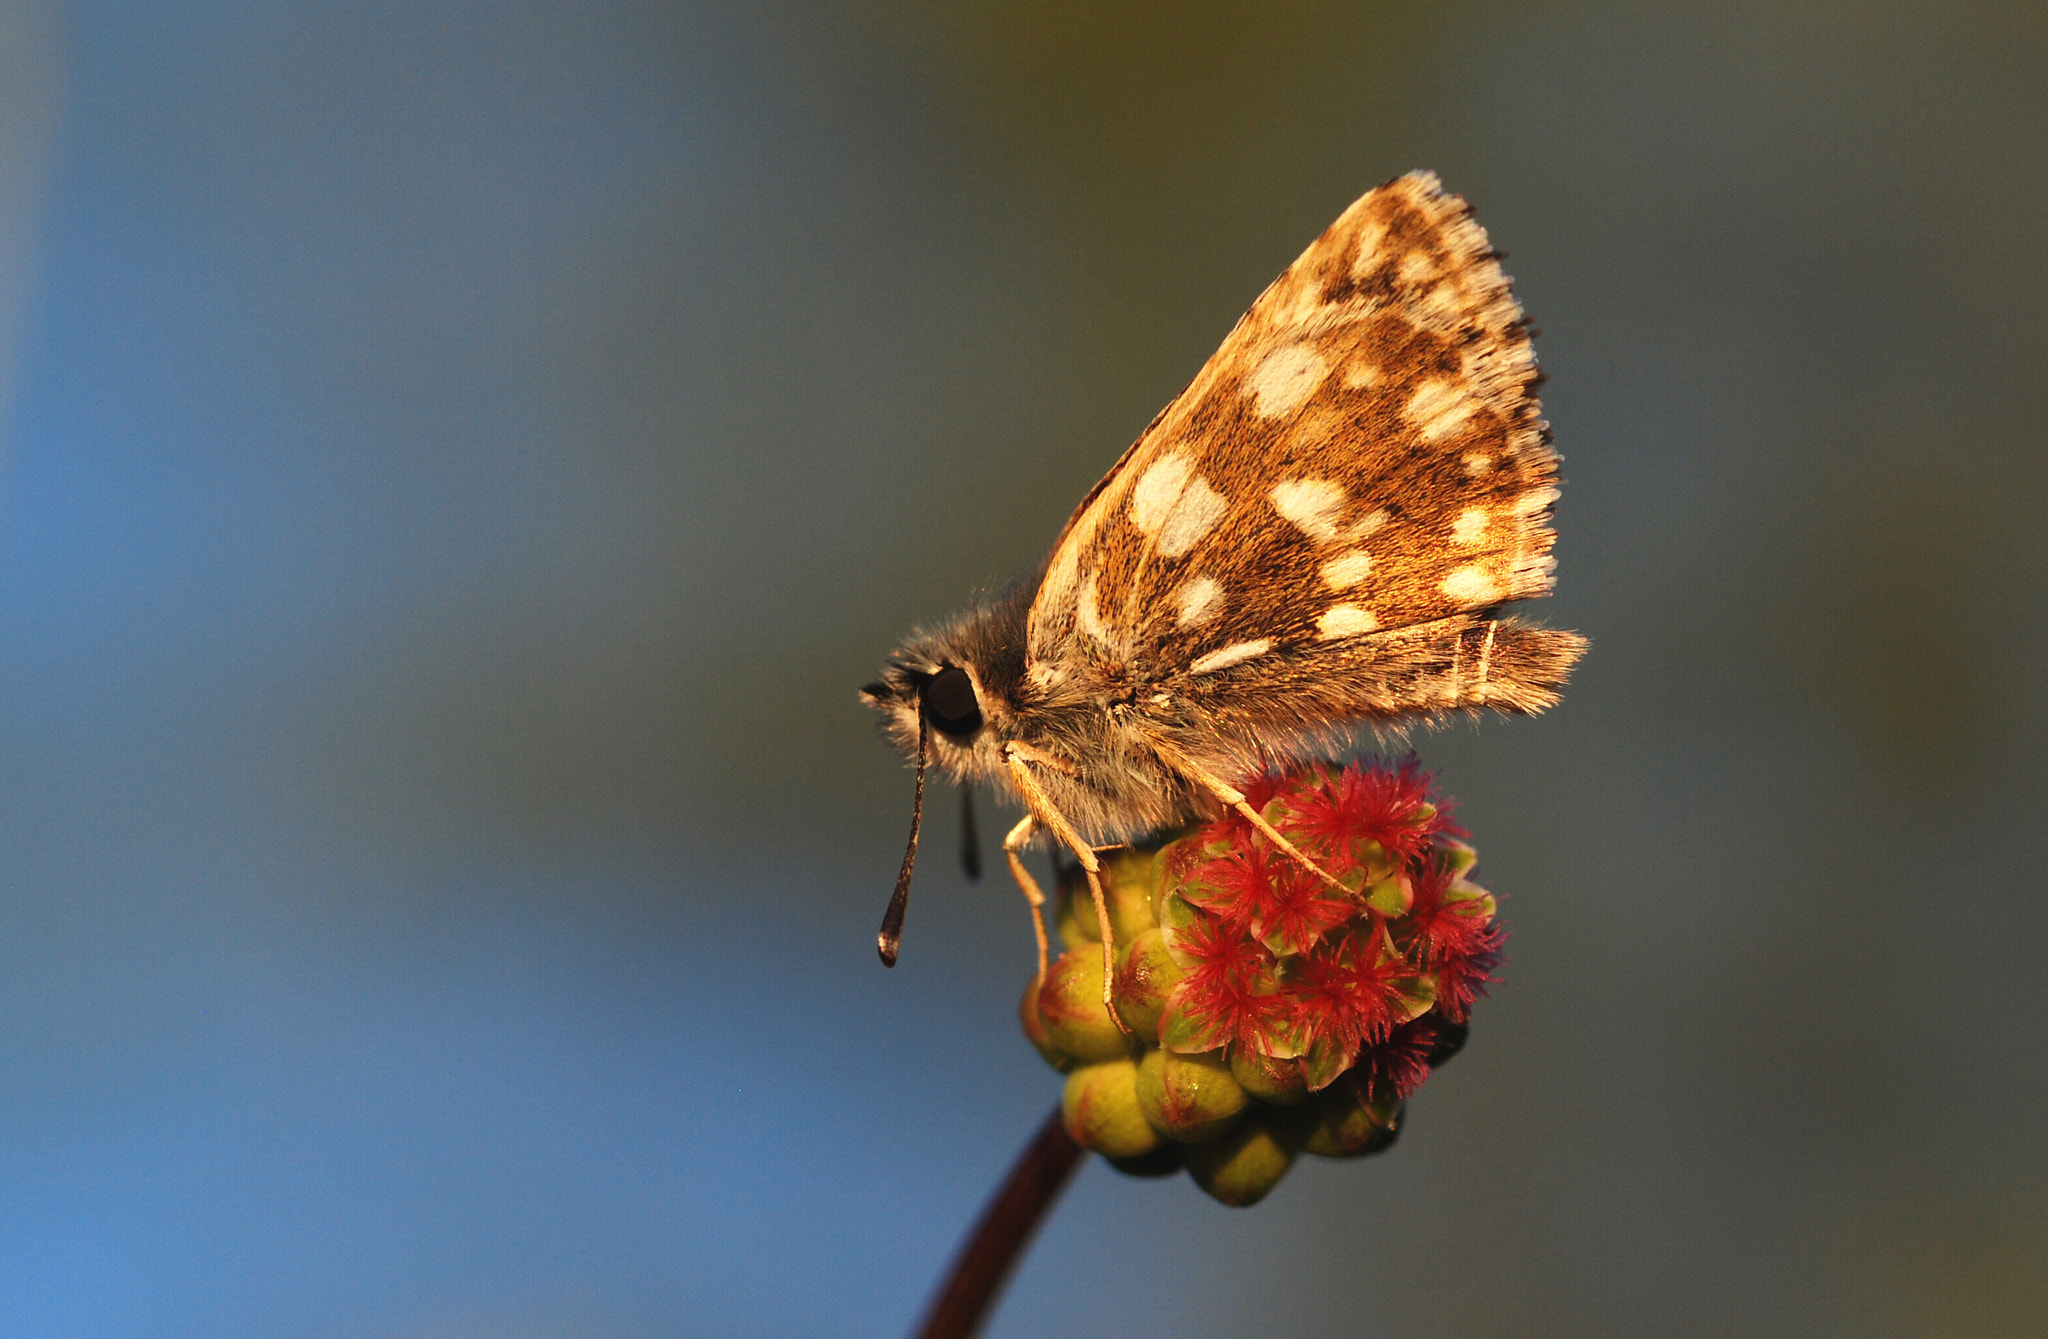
[{"left": 1027, "top": 171, "right": 1582, "bottom": 722}]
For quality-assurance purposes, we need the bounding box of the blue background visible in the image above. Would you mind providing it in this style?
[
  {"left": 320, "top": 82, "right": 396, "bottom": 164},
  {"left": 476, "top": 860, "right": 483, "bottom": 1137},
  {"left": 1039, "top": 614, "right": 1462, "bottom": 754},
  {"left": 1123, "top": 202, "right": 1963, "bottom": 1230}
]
[{"left": 2, "top": 3, "right": 2043, "bottom": 1334}]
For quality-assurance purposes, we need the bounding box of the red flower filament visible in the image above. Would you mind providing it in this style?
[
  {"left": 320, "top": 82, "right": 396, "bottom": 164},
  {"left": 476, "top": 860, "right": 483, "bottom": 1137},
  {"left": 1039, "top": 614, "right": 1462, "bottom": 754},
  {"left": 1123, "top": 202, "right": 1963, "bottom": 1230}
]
[{"left": 1161, "top": 756, "right": 1503, "bottom": 1088}]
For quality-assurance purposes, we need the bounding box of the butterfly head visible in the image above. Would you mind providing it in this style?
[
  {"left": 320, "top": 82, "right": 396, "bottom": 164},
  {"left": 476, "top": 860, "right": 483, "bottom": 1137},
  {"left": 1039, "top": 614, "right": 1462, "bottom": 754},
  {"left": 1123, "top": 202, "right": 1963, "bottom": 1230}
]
[
  {"left": 860, "top": 591, "right": 1034, "bottom": 966},
  {"left": 860, "top": 578, "right": 1036, "bottom": 788},
  {"left": 861, "top": 651, "right": 1002, "bottom": 787}
]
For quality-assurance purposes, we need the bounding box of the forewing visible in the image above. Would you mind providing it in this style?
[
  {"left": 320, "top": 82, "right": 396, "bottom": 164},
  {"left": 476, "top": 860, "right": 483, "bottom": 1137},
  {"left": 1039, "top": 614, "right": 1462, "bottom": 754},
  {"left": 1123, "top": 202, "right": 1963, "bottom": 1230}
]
[{"left": 1026, "top": 171, "right": 1569, "bottom": 708}]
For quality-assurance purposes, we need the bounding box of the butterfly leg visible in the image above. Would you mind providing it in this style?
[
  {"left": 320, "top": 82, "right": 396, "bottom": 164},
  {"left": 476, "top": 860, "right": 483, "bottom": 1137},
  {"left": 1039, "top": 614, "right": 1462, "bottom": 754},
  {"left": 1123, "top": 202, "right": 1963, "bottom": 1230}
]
[
  {"left": 1002, "top": 813, "right": 1051, "bottom": 986},
  {"left": 1156, "top": 746, "right": 1354, "bottom": 898},
  {"left": 1001, "top": 743, "right": 1129, "bottom": 1033}
]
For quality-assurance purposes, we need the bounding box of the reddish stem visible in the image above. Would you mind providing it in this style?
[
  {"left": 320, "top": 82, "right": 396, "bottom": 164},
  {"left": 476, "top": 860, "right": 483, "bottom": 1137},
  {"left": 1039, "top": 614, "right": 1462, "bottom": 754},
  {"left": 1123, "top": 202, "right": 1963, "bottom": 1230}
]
[{"left": 912, "top": 1104, "right": 1084, "bottom": 1339}]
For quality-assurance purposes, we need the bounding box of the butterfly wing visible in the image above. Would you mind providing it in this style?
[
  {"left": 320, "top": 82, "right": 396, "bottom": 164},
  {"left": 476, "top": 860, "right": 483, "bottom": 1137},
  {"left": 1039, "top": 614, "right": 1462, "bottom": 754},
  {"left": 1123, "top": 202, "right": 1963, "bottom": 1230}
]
[{"left": 1026, "top": 171, "right": 1583, "bottom": 730}]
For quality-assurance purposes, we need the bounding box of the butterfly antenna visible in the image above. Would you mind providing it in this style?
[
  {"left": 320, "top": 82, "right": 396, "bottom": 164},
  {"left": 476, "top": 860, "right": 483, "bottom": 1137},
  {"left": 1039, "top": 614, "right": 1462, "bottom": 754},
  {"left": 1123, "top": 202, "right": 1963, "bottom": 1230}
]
[
  {"left": 877, "top": 711, "right": 927, "bottom": 967},
  {"left": 960, "top": 785, "right": 983, "bottom": 881}
]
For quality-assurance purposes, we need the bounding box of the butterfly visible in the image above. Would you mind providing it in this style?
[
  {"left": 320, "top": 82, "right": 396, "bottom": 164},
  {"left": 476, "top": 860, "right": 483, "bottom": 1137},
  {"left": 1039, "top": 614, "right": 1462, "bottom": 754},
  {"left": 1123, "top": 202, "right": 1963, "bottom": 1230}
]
[{"left": 861, "top": 172, "right": 1586, "bottom": 1017}]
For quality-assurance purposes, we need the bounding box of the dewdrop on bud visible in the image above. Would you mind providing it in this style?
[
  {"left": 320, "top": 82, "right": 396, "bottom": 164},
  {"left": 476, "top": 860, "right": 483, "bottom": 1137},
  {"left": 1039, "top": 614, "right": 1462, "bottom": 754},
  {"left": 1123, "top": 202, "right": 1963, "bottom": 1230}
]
[{"left": 1113, "top": 927, "right": 1183, "bottom": 1038}]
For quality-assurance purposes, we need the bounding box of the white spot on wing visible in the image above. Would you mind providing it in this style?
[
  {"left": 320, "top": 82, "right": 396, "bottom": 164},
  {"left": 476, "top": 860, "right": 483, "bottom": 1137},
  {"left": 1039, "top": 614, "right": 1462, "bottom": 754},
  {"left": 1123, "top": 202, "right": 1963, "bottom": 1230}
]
[
  {"left": 1130, "top": 451, "right": 1228, "bottom": 557},
  {"left": 1157, "top": 475, "right": 1226, "bottom": 556},
  {"left": 1038, "top": 542, "right": 1081, "bottom": 628},
  {"left": 1175, "top": 576, "right": 1223, "bottom": 627},
  {"left": 1245, "top": 344, "right": 1327, "bottom": 419},
  {"left": 1130, "top": 454, "right": 1194, "bottom": 535},
  {"left": 1451, "top": 508, "right": 1489, "bottom": 545},
  {"left": 1349, "top": 219, "right": 1388, "bottom": 276},
  {"left": 1342, "top": 360, "right": 1381, "bottom": 389},
  {"left": 1317, "top": 605, "right": 1378, "bottom": 638},
  {"left": 1441, "top": 566, "right": 1500, "bottom": 604},
  {"left": 1462, "top": 453, "right": 1494, "bottom": 475},
  {"left": 1406, "top": 379, "right": 1478, "bottom": 441},
  {"left": 1271, "top": 480, "right": 1387, "bottom": 548},
  {"left": 1270, "top": 479, "right": 1345, "bottom": 543},
  {"left": 1472, "top": 621, "right": 1497, "bottom": 702},
  {"left": 1415, "top": 280, "right": 1468, "bottom": 331},
  {"left": 1077, "top": 571, "right": 1114, "bottom": 646},
  {"left": 1400, "top": 252, "right": 1437, "bottom": 283},
  {"left": 1189, "top": 639, "right": 1271, "bottom": 676},
  {"left": 1320, "top": 551, "right": 1373, "bottom": 589}
]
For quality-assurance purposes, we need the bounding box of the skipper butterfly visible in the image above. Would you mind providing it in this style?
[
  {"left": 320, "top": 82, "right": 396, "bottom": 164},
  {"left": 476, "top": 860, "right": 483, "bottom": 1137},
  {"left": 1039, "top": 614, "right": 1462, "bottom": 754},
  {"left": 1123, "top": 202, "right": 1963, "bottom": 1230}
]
[{"left": 862, "top": 173, "right": 1585, "bottom": 1016}]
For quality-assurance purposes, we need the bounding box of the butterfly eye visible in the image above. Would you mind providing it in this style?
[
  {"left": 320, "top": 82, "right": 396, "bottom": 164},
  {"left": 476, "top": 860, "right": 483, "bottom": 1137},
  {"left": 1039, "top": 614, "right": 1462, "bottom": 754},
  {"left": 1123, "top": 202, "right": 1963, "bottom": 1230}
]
[{"left": 921, "top": 666, "right": 984, "bottom": 738}]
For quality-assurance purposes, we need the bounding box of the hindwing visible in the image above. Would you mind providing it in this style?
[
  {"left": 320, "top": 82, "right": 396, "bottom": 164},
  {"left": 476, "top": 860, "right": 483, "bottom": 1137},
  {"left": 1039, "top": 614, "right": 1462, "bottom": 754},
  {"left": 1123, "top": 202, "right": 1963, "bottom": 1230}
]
[{"left": 1025, "top": 171, "right": 1575, "bottom": 715}]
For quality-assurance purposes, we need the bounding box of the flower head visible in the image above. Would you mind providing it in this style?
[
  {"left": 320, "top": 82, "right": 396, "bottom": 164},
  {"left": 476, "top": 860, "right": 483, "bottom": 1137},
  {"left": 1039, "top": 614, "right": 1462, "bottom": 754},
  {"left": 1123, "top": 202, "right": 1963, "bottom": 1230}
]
[{"left": 1025, "top": 755, "right": 1512, "bottom": 1206}]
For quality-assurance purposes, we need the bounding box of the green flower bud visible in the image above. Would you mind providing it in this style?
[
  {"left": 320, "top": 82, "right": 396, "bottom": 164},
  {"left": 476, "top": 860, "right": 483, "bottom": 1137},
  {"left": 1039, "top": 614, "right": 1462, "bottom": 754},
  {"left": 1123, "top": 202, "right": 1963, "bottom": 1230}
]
[
  {"left": 1152, "top": 889, "right": 1204, "bottom": 967},
  {"left": 1053, "top": 890, "right": 1090, "bottom": 952},
  {"left": 1349, "top": 838, "right": 1396, "bottom": 883},
  {"left": 1113, "top": 927, "right": 1184, "bottom": 1038},
  {"left": 1018, "top": 974, "right": 1072, "bottom": 1072},
  {"left": 1105, "top": 1143, "right": 1185, "bottom": 1178},
  {"left": 1054, "top": 848, "right": 1159, "bottom": 949},
  {"left": 1364, "top": 871, "right": 1414, "bottom": 916},
  {"left": 1037, "top": 948, "right": 1131, "bottom": 1063},
  {"left": 1229, "top": 1046, "right": 1309, "bottom": 1106},
  {"left": 1294, "top": 1084, "right": 1403, "bottom": 1159},
  {"left": 1134, "top": 1047, "right": 1249, "bottom": 1143},
  {"left": 1062, "top": 1059, "right": 1161, "bottom": 1159},
  {"left": 1185, "top": 1114, "right": 1296, "bottom": 1206},
  {"left": 1445, "top": 877, "right": 1497, "bottom": 921}
]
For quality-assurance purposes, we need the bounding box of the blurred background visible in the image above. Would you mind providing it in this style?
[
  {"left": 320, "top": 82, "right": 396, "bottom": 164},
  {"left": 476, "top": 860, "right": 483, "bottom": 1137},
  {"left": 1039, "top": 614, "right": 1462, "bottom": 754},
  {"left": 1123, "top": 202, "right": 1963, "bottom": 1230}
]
[{"left": 2, "top": 2, "right": 2043, "bottom": 1335}]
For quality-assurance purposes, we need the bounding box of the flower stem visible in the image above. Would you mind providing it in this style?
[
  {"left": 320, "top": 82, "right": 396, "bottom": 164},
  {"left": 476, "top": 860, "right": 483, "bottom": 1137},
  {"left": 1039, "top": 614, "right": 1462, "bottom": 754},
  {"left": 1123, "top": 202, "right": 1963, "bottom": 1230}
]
[{"left": 912, "top": 1104, "right": 1083, "bottom": 1339}]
